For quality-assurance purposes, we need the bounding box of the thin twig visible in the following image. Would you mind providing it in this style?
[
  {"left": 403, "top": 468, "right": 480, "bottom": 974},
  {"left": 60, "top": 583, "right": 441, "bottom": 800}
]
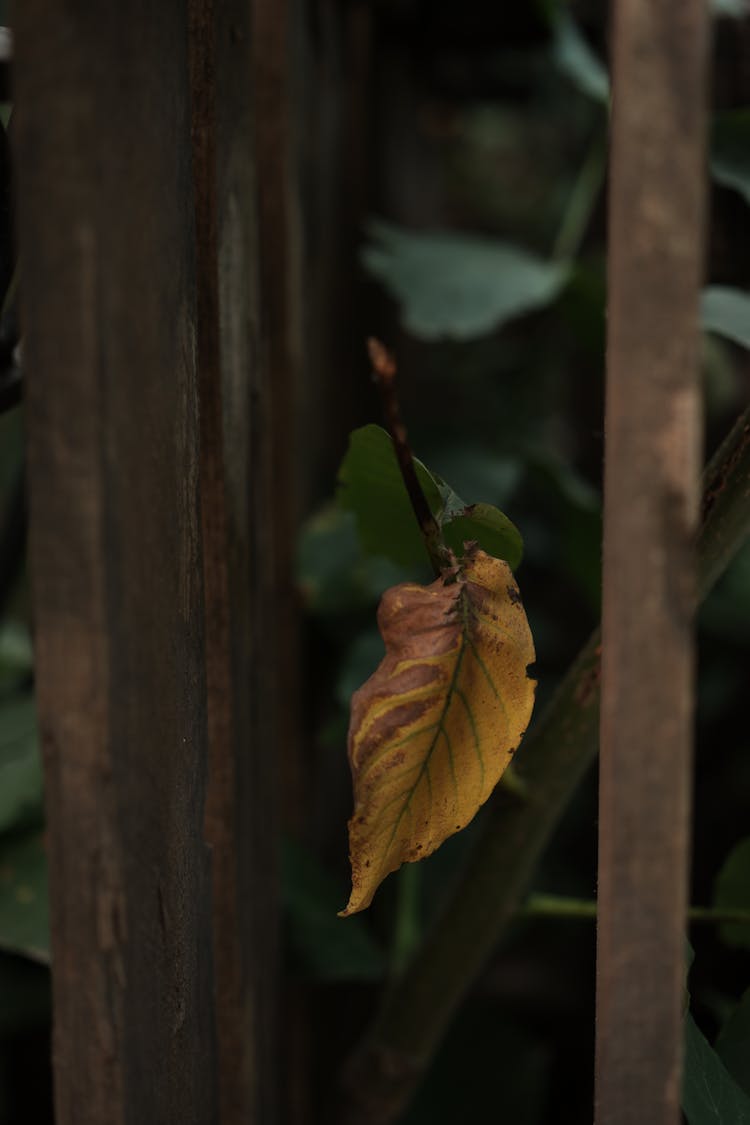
[
  {"left": 368, "top": 338, "right": 448, "bottom": 576},
  {"left": 523, "top": 894, "right": 750, "bottom": 926}
]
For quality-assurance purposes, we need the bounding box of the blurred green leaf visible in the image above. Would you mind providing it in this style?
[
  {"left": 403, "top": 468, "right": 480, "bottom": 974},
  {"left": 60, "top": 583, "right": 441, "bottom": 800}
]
[
  {"left": 701, "top": 287, "right": 750, "bottom": 350},
  {"left": 699, "top": 540, "right": 750, "bottom": 644},
  {"left": 552, "top": 13, "right": 609, "bottom": 103},
  {"left": 714, "top": 837, "right": 750, "bottom": 950},
  {"left": 711, "top": 110, "right": 750, "bottom": 207},
  {"left": 337, "top": 425, "right": 523, "bottom": 569},
  {"left": 716, "top": 988, "right": 750, "bottom": 1097},
  {"left": 282, "top": 839, "right": 385, "bottom": 980},
  {"left": 0, "top": 622, "right": 33, "bottom": 673},
  {"left": 296, "top": 505, "right": 412, "bottom": 614},
  {"left": 683, "top": 1013, "right": 750, "bottom": 1125},
  {"left": 362, "top": 221, "right": 569, "bottom": 341},
  {"left": 0, "top": 832, "right": 49, "bottom": 962},
  {"left": 0, "top": 696, "right": 43, "bottom": 835},
  {"left": 336, "top": 629, "right": 384, "bottom": 708},
  {"left": 423, "top": 447, "right": 521, "bottom": 508},
  {"left": 711, "top": 0, "right": 749, "bottom": 14}
]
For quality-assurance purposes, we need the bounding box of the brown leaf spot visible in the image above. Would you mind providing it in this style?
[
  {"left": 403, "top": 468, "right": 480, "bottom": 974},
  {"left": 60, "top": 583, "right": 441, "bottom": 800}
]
[{"left": 351, "top": 698, "right": 432, "bottom": 765}]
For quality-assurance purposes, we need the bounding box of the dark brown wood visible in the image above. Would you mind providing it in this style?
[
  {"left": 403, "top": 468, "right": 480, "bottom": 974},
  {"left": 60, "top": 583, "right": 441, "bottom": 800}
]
[
  {"left": 596, "top": 3, "right": 709, "bottom": 1123},
  {"left": 189, "top": 0, "right": 281, "bottom": 1120},
  {"left": 251, "top": 0, "right": 305, "bottom": 835},
  {"left": 251, "top": 6, "right": 311, "bottom": 1120},
  {"left": 14, "top": 6, "right": 218, "bottom": 1124}
]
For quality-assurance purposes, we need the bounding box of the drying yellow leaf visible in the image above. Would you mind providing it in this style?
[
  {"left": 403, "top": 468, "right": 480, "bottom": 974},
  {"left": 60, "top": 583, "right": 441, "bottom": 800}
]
[{"left": 341, "top": 548, "right": 536, "bottom": 916}]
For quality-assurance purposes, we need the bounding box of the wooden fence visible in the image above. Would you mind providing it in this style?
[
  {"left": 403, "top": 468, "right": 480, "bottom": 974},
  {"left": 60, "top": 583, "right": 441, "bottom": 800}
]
[{"left": 6, "top": 1, "right": 728, "bottom": 1123}]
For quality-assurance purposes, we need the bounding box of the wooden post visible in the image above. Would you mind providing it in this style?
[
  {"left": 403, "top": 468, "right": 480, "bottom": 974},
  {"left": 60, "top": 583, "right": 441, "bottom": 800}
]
[
  {"left": 189, "top": 0, "right": 281, "bottom": 1120},
  {"left": 596, "top": 3, "right": 709, "bottom": 1123},
  {"left": 14, "top": 6, "right": 218, "bottom": 1124}
]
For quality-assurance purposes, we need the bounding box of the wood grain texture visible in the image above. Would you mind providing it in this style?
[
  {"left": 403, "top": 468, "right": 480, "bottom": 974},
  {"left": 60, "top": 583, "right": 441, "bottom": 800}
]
[
  {"left": 190, "top": 0, "right": 281, "bottom": 1120},
  {"left": 596, "top": 3, "right": 709, "bottom": 1123},
  {"left": 14, "top": 6, "right": 218, "bottom": 1123}
]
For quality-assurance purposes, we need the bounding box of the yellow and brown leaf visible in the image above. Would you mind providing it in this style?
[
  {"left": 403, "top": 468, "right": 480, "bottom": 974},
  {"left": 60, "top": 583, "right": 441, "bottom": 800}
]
[{"left": 341, "top": 549, "right": 536, "bottom": 915}]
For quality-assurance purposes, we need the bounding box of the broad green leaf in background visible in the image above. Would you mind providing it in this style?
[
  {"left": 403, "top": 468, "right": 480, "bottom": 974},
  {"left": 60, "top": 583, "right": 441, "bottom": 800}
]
[
  {"left": 701, "top": 287, "right": 750, "bottom": 351},
  {"left": 0, "top": 622, "right": 33, "bottom": 673},
  {"left": 336, "top": 629, "right": 385, "bottom": 709},
  {"left": 282, "top": 840, "right": 385, "bottom": 980},
  {"left": 711, "top": 109, "right": 750, "bottom": 206},
  {"left": 712, "top": 0, "right": 749, "bottom": 14},
  {"left": 423, "top": 447, "right": 522, "bottom": 509},
  {"left": 713, "top": 836, "right": 750, "bottom": 950},
  {"left": 683, "top": 1013, "right": 750, "bottom": 1125},
  {"left": 337, "top": 425, "right": 523, "bottom": 570},
  {"left": 548, "top": 3, "right": 742, "bottom": 106},
  {"left": 0, "top": 832, "right": 49, "bottom": 963},
  {"left": 0, "top": 696, "right": 43, "bottom": 835},
  {"left": 341, "top": 550, "right": 535, "bottom": 915},
  {"left": 296, "top": 504, "right": 411, "bottom": 615},
  {"left": 716, "top": 988, "right": 750, "bottom": 1097},
  {"left": 361, "top": 221, "right": 570, "bottom": 341},
  {"left": 551, "top": 12, "right": 609, "bottom": 103}
]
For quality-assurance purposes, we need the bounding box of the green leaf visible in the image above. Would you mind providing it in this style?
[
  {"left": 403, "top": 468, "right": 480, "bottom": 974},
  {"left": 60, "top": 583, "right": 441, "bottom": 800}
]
[
  {"left": 711, "top": 110, "right": 750, "bottom": 207},
  {"left": 0, "top": 696, "right": 44, "bottom": 835},
  {"left": 337, "top": 425, "right": 524, "bottom": 569},
  {"left": 362, "top": 221, "right": 569, "bottom": 341},
  {"left": 711, "top": 0, "right": 749, "bottom": 15},
  {"left": 0, "top": 832, "right": 49, "bottom": 962},
  {"left": 716, "top": 988, "right": 750, "bottom": 1097},
  {"left": 441, "top": 502, "right": 523, "bottom": 570},
  {"left": 552, "top": 13, "right": 609, "bottom": 103},
  {"left": 683, "top": 1013, "right": 750, "bottom": 1125},
  {"left": 282, "top": 839, "right": 385, "bottom": 980},
  {"left": 713, "top": 837, "right": 750, "bottom": 950},
  {"left": 701, "top": 287, "right": 750, "bottom": 350},
  {"left": 0, "top": 622, "right": 33, "bottom": 672},
  {"left": 337, "top": 425, "right": 442, "bottom": 568}
]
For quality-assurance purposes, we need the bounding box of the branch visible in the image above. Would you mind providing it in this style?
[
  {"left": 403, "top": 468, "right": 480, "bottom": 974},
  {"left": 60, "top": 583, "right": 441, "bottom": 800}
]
[
  {"left": 522, "top": 894, "right": 750, "bottom": 926},
  {"left": 368, "top": 338, "right": 449, "bottom": 576},
  {"left": 336, "top": 402, "right": 750, "bottom": 1125}
]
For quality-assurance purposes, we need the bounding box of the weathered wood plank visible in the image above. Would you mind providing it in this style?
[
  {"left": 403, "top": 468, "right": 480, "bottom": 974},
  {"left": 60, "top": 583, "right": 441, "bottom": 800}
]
[
  {"left": 14, "top": 6, "right": 218, "bottom": 1123},
  {"left": 189, "top": 0, "right": 281, "bottom": 1120},
  {"left": 596, "top": 3, "right": 709, "bottom": 1123}
]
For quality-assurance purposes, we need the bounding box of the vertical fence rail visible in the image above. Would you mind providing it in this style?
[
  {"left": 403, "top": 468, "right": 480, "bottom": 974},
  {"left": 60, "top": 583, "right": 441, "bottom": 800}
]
[
  {"left": 13, "top": 5, "right": 219, "bottom": 1124},
  {"left": 190, "top": 0, "right": 281, "bottom": 1120},
  {"left": 596, "top": 3, "right": 709, "bottom": 1123}
]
